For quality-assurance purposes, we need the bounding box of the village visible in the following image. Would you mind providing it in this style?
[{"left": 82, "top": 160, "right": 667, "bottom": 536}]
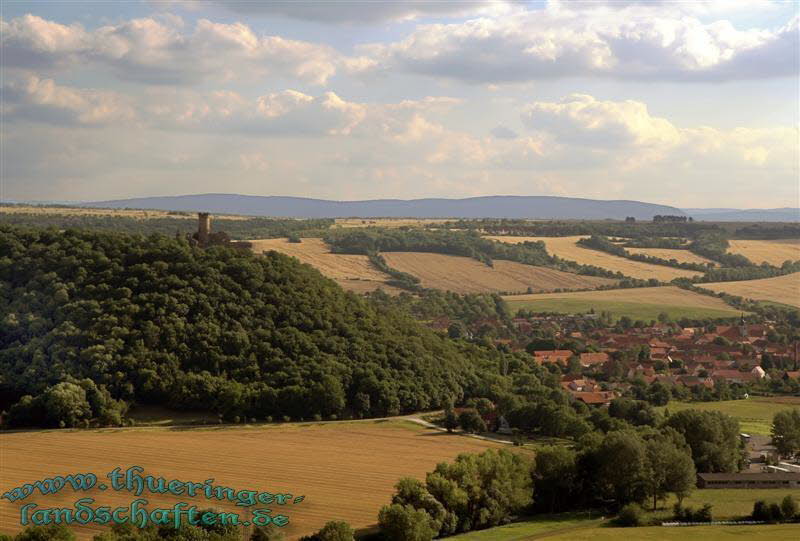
[{"left": 427, "top": 314, "right": 799, "bottom": 408}]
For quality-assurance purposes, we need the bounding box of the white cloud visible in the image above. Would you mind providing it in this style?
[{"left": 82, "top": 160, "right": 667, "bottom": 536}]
[
  {"left": 1, "top": 14, "right": 345, "bottom": 85},
  {"left": 156, "top": 0, "right": 522, "bottom": 24},
  {"left": 359, "top": 6, "right": 799, "bottom": 82},
  {"left": 521, "top": 93, "right": 682, "bottom": 149},
  {"left": 1, "top": 76, "right": 136, "bottom": 125}
]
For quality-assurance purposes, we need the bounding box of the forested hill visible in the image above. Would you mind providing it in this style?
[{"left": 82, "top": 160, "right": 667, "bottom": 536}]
[{"left": 0, "top": 226, "right": 487, "bottom": 427}]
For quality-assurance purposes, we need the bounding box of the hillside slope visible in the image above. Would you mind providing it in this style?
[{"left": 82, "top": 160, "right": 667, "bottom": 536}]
[{"left": 0, "top": 226, "right": 486, "bottom": 427}]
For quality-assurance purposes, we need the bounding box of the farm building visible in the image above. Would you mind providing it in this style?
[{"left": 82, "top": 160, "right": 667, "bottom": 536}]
[{"left": 697, "top": 472, "right": 800, "bottom": 489}]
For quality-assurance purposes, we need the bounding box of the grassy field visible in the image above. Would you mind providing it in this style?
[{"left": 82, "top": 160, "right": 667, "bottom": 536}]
[
  {"left": 503, "top": 286, "right": 742, "bottom": 321},
  {"left": 641, "top": 487, "right": 800, "bottom": 522},
  {"left": 449, "top": 513, "right": 602, "bottom": 540},
  {"left": 626, "top": 247, "right": 716, "bottom": 266},
  {"left": 485, "top": 236, "right": 703, "bottom": 281},
  {"left": 728, "top": 239, "right": 800, "bottom": 266},
  {"left": 547, "top": 524, "right": 800, "bottom": 541},
  {"left": 658, "top": 397, "right": 800, "bottom": 436},
  {"left": 0, "top": 420, "right": 505, "bottom": 540},
  {"left": 451, "top": 494, "right": 800, "bottom": 540},
  {"left": 381, "top": 252, "right": 616, "bottom": 294},
  {"left": 249, "top": 238, "right": 404, "bottom": 295},
  {"left": 703, "top": 272, "right": 800, "bottom": 309}
]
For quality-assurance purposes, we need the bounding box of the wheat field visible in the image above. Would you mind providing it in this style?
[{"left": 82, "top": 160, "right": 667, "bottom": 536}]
[
  {"left": 727, "top": 239, "right": 800, "bottom": 266},
  {"left": 702, "top": 272, "right": 800, "bottom": 308},
  {"left": 0, "top": 421, "right": 503, "bottom": 540},
  {"left": 249, "top": 238, "right": 403, "bottom": 295},
  {"left": 380, "top": 252, "right": 616, "bottom": 294},
  {"left": 485, "top": 236, "right": 703, "bottom": 281}
]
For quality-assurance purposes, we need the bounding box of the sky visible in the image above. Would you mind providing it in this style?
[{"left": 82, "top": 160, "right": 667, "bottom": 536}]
[{"left": 1, "top": 0, "right": 798, "bottom": 208}]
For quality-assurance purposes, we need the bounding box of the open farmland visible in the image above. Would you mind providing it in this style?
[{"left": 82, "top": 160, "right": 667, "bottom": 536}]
[
  {"left": 503, "top": 286, "right": 742, "bottom": 321},
  {"left": 248, "top": 238, "right": 403, "bottom": 294},
  {"left": 485, "top": 236, "right": 702, "bottom": 281},
  {"left": 626, "top": 247, "right": 716, "bottom": 266},
  {"left": 728, "top": 239, "right": 800, "bottom": 265},
  {"left": 0, "top": 205, "right": 249, "bottom": 220},
  {"left": 0, "top": 421, "right": 505, "bottom": 540},
  {"left": 703, "top": 272, "right": 800, "bottom": 308},
  {"left": 333, "top": 218, "right": 450, "bottom": 228},
  {"left": 380, "top": 252, "right": 616, "bottom": 294}
]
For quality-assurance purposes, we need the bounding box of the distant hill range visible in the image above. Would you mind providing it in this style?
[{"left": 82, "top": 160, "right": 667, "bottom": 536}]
[
  {"left": 50, "top": 194, "right": 799, "bottom": 221},
  {"left": 681, "top": 208, "right": 800, "bottom": 222},
  {"left": 85, "top": 194, "right": 687, "bottom": 220}
]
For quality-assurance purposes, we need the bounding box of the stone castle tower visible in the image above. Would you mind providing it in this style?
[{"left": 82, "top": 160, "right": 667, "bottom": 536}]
[{"left": 197, "top": 212, "right": 211, "bottom": 245}]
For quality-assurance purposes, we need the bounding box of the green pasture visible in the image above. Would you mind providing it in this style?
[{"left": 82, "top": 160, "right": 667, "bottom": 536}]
[
  {"left": 449, "top": 513, "right": 601, "bottom": 540},
  {"left": 660, "top": 397, "right": 800, "bottom": 436},
  {"left": 547, "top": 524, "right": 800, "bottom": 541},
  {"left": 504, "top": 298, "right": 740, "bottom": 322}
]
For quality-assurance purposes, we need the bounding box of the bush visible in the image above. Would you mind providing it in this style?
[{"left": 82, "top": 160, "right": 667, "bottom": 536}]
[
  {"left": 616, "top": 504, "right": 643, "bottom": 527},
  {"left": 752, "top": 500, "right": 769, "bottom": 521},
  {"left": 695, "top": 503, "right": 713, "bottom": 522},
  {"left": 11, "top": 525, "right": 75, "bottom": 541},
  {"left": 458, "top": 409, "right": 486, "bottom": 434},
  {"left": 673, "top": 503, "right": 712, "bottom": 522},
  {"left": 251, "top": 524, "right": 286, "bottom": 541},
  {"left": 781, "top": 494, "right": 797, "bottom": 520},
  {"left": 752, "top": 499, "right": 785, "bottom": 523},
  {"left": 769, "top": 502, "right": 784, "bottom": 522},
  {"left": 378, "top": 503, "right": 437, "bottom": 541},
  {"left": 299, "top": 520, "right": 354, "bottom": 541}
]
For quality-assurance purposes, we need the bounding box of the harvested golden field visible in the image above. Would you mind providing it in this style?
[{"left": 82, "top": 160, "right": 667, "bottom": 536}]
[
  {"left": 249, "top": 238, "right": 403, "bottom": 295},
  {"left": 485, "top": 236, "right": 702, "bottom": 281},
  {"left": 381, "top": 252, "right": 616, "bottom": 294},
  {"left": 703, "top": 272, "right": 800, "bottom": 308},
  {"left": 728, "top": 239, "right": 800, "bottom": 265},
  {"left": 504, "top": 286, "right": 742, "bottom": 321},
  {"left": 626, "top": 247, "right": 715, "bottom": 266},
  {"left": 0, "top": 205, "right": 248, "bottom": 220},
  {"left": 0, "top": 421, "right": 504, "bottom": 540}
]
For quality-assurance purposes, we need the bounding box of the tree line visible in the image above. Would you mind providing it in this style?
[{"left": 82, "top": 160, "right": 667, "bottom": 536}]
[
  {"left": 0, "top": 211, "right": 333, "bottom": 240},
  {"left": 577, "top": 235, "right": 710, "bottom": 272}
]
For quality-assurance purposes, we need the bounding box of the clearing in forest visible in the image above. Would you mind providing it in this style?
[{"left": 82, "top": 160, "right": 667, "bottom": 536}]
[{"left": 249, "top": 238, "right": 403, "bottom": 294}]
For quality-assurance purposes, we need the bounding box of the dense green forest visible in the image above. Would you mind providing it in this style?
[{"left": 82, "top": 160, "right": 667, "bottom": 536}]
[
  {"left": 0, "top": 210, "right": 332, "bottom": 240},
  {"left": 0, "top": 226, "right": 505, "bottom": 427},
  {"left": 733, "top": 223, "right": 800, "bottom": 239}
]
